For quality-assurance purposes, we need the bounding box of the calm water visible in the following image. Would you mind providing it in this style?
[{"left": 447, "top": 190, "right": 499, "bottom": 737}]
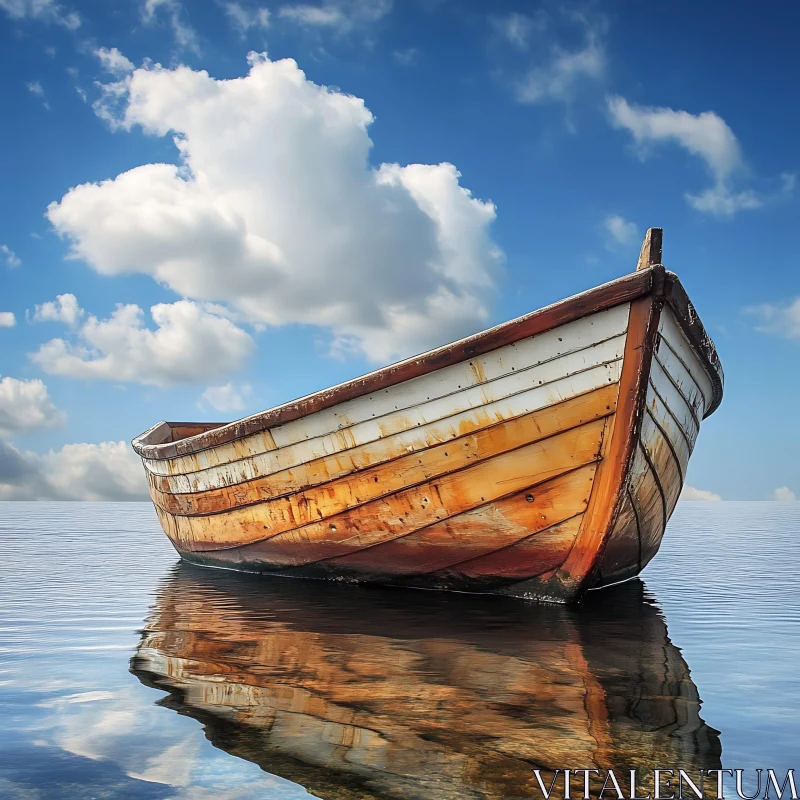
[{"left": 0, "top": 501, "right": 798, "bottom": 799}]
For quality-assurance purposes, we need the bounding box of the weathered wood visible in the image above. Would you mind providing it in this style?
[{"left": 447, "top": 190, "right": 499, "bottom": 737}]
[
  {"left": 664, "top": 271, "right": 724, "bottom": 417},
  {"left": 150, "top": 384, "right": 618, "bottom": 519},
  {"left": 636, "top": 227, "right": 663, "bottom": 271},
  {"left": 134, "top": 244, "right": 723, "bottom": 602},
  {"left": 592, "top": 321, "right": 708, "bottom": 589},
  {"left": 553, "top": 288, "right": 663, "bottom": 599},
  {"left": 313, "top": 467, "right": 595, "bottom": 581},
  {"left": 658, "top": 308, "right": 714, "bottom": 409},
  {"left": 172, "top": 418, "right": 606, "bottom": 554},
  {"left": 143, "top": 321, "right": 628, "bottom": 481},
  {"left": 132, "top": 270, "right": 655, "bottom": 461}
]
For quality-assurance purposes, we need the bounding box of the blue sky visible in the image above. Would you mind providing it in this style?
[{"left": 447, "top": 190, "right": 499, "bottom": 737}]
[{"left": 0, "top": 0, "right": 798, "bottom": 501}]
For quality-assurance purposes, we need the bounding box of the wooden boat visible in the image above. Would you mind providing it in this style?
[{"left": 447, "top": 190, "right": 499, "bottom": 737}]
[
  {"left": 131, "top": 568, "right": 722, "bottom": 800},
  {"left": 132, "top": 229, "right": 723, "bottom": 603}
]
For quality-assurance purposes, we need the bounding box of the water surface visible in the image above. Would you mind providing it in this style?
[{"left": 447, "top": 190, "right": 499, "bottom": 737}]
[{"left": 0, "top": 502, "right": 798, "bottom": 798}]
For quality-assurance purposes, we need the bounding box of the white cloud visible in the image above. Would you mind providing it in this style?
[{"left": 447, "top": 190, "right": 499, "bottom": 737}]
[
  {"left": 0, "top": 439, "right": 147, "bottom": 500},
  {"left": 279, "top": 4, "right": 341, "bottom": 25},
  {"left": 490, "top": 12, "right": 543, "bottom": 50},
  {"left": 31, "top": 299, "right": 255, "bottom": 385},
  {"left": 27, "top": 80, "right": 50, "bottom": 109},
  {"left": 0, "top": 0, "right": 80, "bottom": 28},
  {"left": 33, "top": 685, "right": 291, "bottom": 795},
  {"left": 772, "top": 486, "right": 797, "bottom": 502},
  {"left": 515, "top": 27, "right": 605, "bottom": 105},
  {"left": 1, "top": 244, "right": 21, "bottom": 268},
  {"left": 681, "top": 485, "right": 722, "bottom": 502},
  {"left": 607, "top": 95, "right": 764, "bottom": 217},
  {"left": 687, "top": 185, "right": 762, "bottom": 216},
  {"left": 0, "top": 376, "right": 66, "bottom": 436},
  {"left": 278, "top": 0, "right": 391, "bottom": 34},
  {"left": 94, "top": 47, "right": 135, "bottom": 76},
  {"left": 607, "top": 96, "right": 742, "bottom": 178},
  {"left": 141, "top": 0, "right": 199, "bottom": 53},
  {"left": 0, "top": 312, "right": 15, "bottom": 327},
  {"left": 47, "top": 53, "right": 502, "bottom": 364},
  {"left": 199, "top": 382, "right": 252, "bottom": 413},
  {"left": 744, "top": 297, "right": 800, "bottom": 339},
  {"left": 604, "top": 214, "right": 638, "bottom": 247},
  {"left": 224, "top": 2, "right": 270, "bottom": 34},
  {"left": 33, "top": 293, "right": 85, "bottom": 326}
]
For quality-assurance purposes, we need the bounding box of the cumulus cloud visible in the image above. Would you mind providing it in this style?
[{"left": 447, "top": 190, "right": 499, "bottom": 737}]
[
  {"left": 47, "top": 53, "right": 503, "bottom": 363},
  {"left": 224, "top": 2, "right": 270, "bottom": 34},
  {"left": 31, "top": 299, "right": 254, "bottom": 385},
  {"left": 0, "top": 376, "right": 66, "bottom": 436},
  {"left": 744, "top": 297, "right": 800, "bottom": 339},
  {"left": 604, "top": 214, "right": 638, "bottom": 247},
  {"left": 199, "top": 382, "right": 252, "bottom": 413},
  {"left": 140, "top": 0, "right": 199, "bottom": 53},
  {"left": 607, "top": 96, "right": 766, "bottom": 217},
  {"left": 0, "top": 312, "right": 15, "bottom": 327},
  {"left": 0, "top": 0, "right": 80, "bottom": 29},
  {"left": 278, "top": 0, "right": 391, "bottom": 34},
  {"left": 681, "top": 485, "right": 722, "bottom": 502},
  {"left": 772, "top": 486, "right": 797, "bottom": 502},
  {"left": 33, "top": 293, "right": 85, "bottom": 326},
  {"left": 0, "top": 439, "right": 147, "bottom": 500},
  {"left": 94, "top": 47, "right": 134, "bottom": 76},
  {"left": 1, "top": 244, "right": 21, "bottom": 268}
]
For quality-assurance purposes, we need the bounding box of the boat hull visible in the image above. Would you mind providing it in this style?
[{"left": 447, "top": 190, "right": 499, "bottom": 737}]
[{"left": 133, "top": 260, "right": 722, "bottom": 602}]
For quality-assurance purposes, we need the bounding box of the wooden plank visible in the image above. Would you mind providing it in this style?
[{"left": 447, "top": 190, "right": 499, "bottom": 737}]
[
  {"left": 591, "top": 389, "right": 686, "bottom": 588},
  {"left": 597, "top": 444, "right": 664, "bottom": 586},
  {"left": 649, "top": 358, "right": 699, "bottom": 445},
  {"left": 646, "top": 383, "right": 694, "bottom": 465},
  {"left": 133, "top": 269, "right": 656, "bottom": 461},
  {"left": 655, "top": 334, "right": 707, "bottom": 419},
  {"left": 271, "top": 306, "right": 628, "bottom": 446},
  {"left": 636, "top": 227, "right": 663, "bottom": 271},
  {"left": 321, "top": 472, "right": 593, "bottom": 578},
  {"left": 143, "top": 323, "right": 628, "bottom": 478},
  {"left": 658, "top": 307, "right": 714, "bottom": 409},
  {"left": 663, "top": 272, "right": 723, "bottom": 417},
  {"left": 152, "top": 383, "right": 619, "bottom": 518},
  {"left": 133, "top": 267, "right": 723, "bottom": 468},
  {"left": 641, "top": 411, "right": 685, "bottom": 512},
  {"left": 552, "top": 285, "right": 663, "bottom": 600},
  {"left": 186, "top": 468, "right": 594, "bottom": 586},
  {"left": 173, "top": 417, "right": 607, "bottom": 555},
  {"left": 631, "top": 450, "right": 668, "bottom": 568},
  {"left": 154, "top": 371, "right": 621, "bottom": 497},
  {"left": 594, "top": 490, "right": 642, "bottom": 584},
  {"left": 438, "top": 513, "right": 584, "bottom": 582},
  {"left": 148, "top": 350, "right": 622, "bottom": 481}
]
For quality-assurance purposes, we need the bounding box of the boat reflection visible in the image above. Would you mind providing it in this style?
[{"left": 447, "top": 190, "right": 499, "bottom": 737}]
[{"left": 131, "top": 567, "right": 721, "bottom": 800}]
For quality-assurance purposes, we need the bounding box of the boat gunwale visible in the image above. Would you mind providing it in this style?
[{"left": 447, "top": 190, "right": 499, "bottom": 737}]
[{"left": 131, "top": 267, "right": 722, "bottom": 461}]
